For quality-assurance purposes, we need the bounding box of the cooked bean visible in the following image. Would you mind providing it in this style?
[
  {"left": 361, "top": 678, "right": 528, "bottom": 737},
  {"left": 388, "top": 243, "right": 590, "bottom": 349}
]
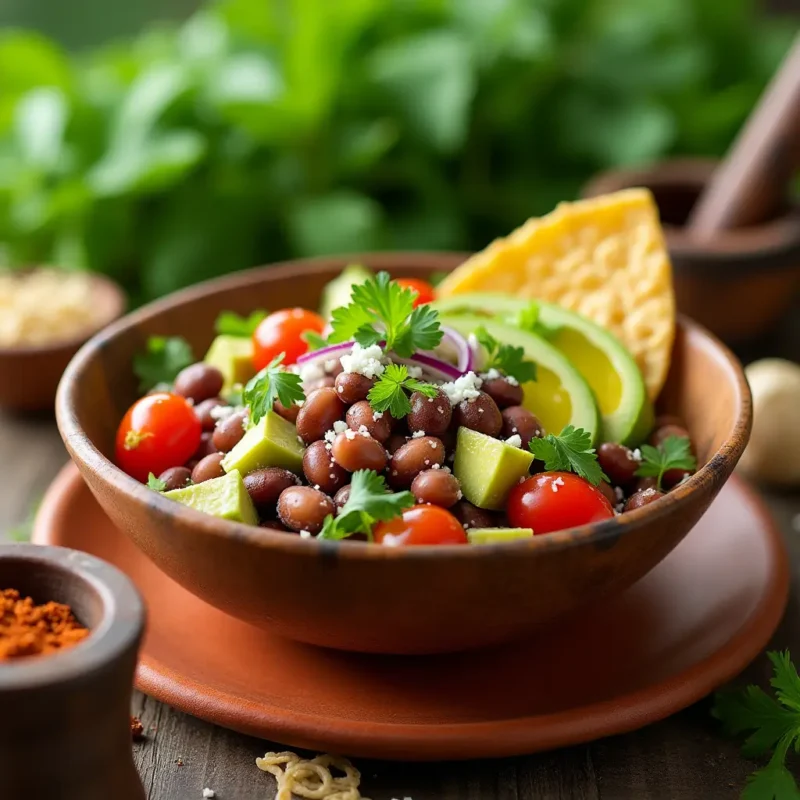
[
  {"left": 624, "top": 487, "right": 664, "bottom": 512},
  {"left": 303, "top": 440, "right": 348, "bottom": 494},
  {"left": 158, "top": 466, "right": 192, "bottom": 491},
  {"left": 385, "top": 433, "right": 408, "bottom": 455},
  {"left": 174, "top": 363, "right": 224, "bottom": 403},
  {"left": 388, "top": 436, "right": 445, "bottom": 488},
  {"left": 454, "top": 392, "right": 502, "bottom": 437},
  {"left": 597, "top": 480, "right": 617, "bottom": 507},
  {"left": 334, "top": 484, "right": 351, "bottom": 511},
  {"left": 305, "top": 375, "right": 336, "bottom": 391},
  {"left": 411, "top": 469, "right": 461, "bottom": 508},
  {"left": 296, "top": 387, "right": 346, "bottom": 445},
  {"left": 273, "top": 398, "right": 300, "bottom": 424},
  {"left": 191, "top": 453, "right": 226, "bottom": 484},
  {"left": 335, "top": 372, "right": 375, "bottom": 404},
  {"left": 451, "top": 500, "right": 497, "bottom": 530},
  {"left": 501, "top": 406, "right": 543, "bottom": 449},
  {"left": 649, "top": 423, "right": 692, "bottom": 448},
  {"left": 597, "top": 443, "right": 639, "bottom": 488},
  {"left": 195, "top": 398, "right": 226, "bottom": 431},
  {"left": 212, "top": 410, "right": 248, "bottom": 452},
  {"left": 633, "top": 476, "right": 658, "bottom": 493},
  {"left": 663, "top": 468, "right": 693, "bottom": 489},
  {"left": 328, "top": 360, "right": 344, "bottom": 378},
  {"left": 346, "top": 401, "right": 392, "bottom": 443},
  {"left": 193, "top": 431, "right": 219, "bottom": 460},
  {"left": 482, "top": 377, "right": 523, "bottom": 409},
  {"left": 244, "top": 468, "right": 301, "bottom": 510},
  {"left": 277, "top": 486, "right": 335, "bottom": 534},
  {"left": 407, "top": 388, "right": 452, "bottom": 436},
  {"left": 331, "top": 431, "right": 387, "bottom": 473}
]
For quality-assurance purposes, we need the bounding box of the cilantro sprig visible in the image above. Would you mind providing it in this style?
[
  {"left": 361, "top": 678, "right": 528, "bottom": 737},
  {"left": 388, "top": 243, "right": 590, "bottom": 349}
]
[
  {"left": 133, "top": 335, "right": 194, "bottom": 393},
  {"left": 318, "top": 470, "right": 414, "bottom": 541},
  {"left": 510, "top": 302, "right": 561, "bottom": 339},
  {"left": 474, "top": 326, "right": 537, "bottom": 384},
  {"left": 328, "top": 271, "right": 443, "bottom": 357},
  {"left": 528, "top": 425, "right": 607, "bottom": 486},
  {"left": 214, "top": 309, "right": 267, "bottom": 337},
  {"left": 243, "top": 353, "right": 305, "bottom": 426},
  {"left": 147, "top": 473, "right": 167, "bottom": 491},
  {"left": 713, "top": 651, "right": 800, "bottom": 798},
  {"left": 367, "top": 363, "right": 438, "bottom": 418},
  {"left": 635, "top": 435, "right": 696, "bottom": 490}
]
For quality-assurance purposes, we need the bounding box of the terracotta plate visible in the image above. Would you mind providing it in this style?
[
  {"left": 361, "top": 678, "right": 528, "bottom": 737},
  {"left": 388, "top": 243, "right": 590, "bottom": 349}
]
[{"left": 34, "top": 464, "right": 788, "bottom": 761}]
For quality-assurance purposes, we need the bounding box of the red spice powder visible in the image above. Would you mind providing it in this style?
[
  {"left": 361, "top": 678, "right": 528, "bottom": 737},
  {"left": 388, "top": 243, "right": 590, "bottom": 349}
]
[{"left": 0, "top": 588, "right": 89, "bottom": 660}]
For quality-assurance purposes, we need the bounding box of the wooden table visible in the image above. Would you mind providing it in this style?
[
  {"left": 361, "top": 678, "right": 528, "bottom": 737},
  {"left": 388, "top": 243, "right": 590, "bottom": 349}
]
[{"left": 2, "top": 316, "right": 798, "bottom": 799}]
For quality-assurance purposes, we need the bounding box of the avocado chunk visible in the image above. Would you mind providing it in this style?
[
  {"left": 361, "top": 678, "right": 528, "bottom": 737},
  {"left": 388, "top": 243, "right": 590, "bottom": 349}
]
[
  {"left": 468, "top": 527, "right": 534, "bottom": 544},
  {"left": 222, "top": 410, "right": 304, "bottom": 476},
  {"left": 441, "top": 315, "right": 600, "bottom": 443},
  {"left": 434, "top": 295, "right": 652, "bottom": 445},
  {"left": 453, "top": 426, "right": 534, "bottom": 510},
  {"left": 204, "top": 335, "right": 256, "bottom": 395},
  {"left": 164, "top": 469, "right": 258, "bottom": 525},
  {"left": 319, "top": 264, "right": 372, "bottom": 319}
]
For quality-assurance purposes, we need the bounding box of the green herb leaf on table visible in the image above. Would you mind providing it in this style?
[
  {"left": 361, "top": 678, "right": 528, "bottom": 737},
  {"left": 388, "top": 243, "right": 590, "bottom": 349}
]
[
  {"left": 635, "top": 435, "right": 696, "bottom": 491},
  {"left": 367, "top": 363, "right": 438, "bottom": 418},
  {"left": 475, "top": 326, "right": 537, "bottom": 384},
  {"left": 528, "top": 425, "right": 607, "bottom": 486},
  {"left": 243, "top": 354, "right": 305, "bottom": 426},
  {"left": 214, "top": 310, "right": 268, "bottom": 337},
  {"left": 302, "top": 330, "right": 328, "bottom": 351},
  {"left": 133, "top": 336, "right": 194, "bottom": 393},
  {"left": 147, "top": 473, "right": 167, "bottom": 491},
  {"left": 318, "top": 469, "right": 414, "bottom": 541}
]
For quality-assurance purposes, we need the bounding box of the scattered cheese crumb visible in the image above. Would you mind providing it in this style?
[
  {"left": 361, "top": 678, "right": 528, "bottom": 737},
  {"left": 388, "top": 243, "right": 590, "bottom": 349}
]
[
  {"left": 333, "top": 420, "right": 348, "bottom": 433},
  {"left": 202, "top": 790, "right": 215, "bottom": 799},
  {"left": 505, "top": 434, "right": 522, "bottom": 448},
  {"left": 300, "top": 530, "right": 312, "bottom": 539},
  {"left": 324, "top": 430, "right": 336, "bottom": 444},
  {"left": 357, "top": 424, "right": 370, "bottom": 437},
  {"left": 424, "top": 459, "right": 430, "bottom": 466},
  {"left": 440, "top": 371, "right": 483, "bottom": 405},
  {"left": 340, "top": 343, "right": 386, "bottom": 378},
  {"left": 407, "top": 365, "right": 423, "bottom": 379},
  {"left": 209, "top": 405, "right": 236, "bottom": 422},
  {"left": 632, "top": 448, "right": 642, "bottom": 462},
  {"left": 344, "top": 429, "right": 357, "bottom": 440},
  {"left": 614, "top": 486, "right": 625, "bottom": 502},
  {"left": 505, "top": 375, "right": 519, "bottom": 386},
  {"left": 411, "top": 430, "right": 425, "bottom": 438},
  {"left": 429, "top": 440, "right": 437, "bottom": 449},
  {"left": 297, "top": 362, "right": 325, "bottom": 385},
  {"left": 324, "top": 359, "right": 337, "bottom": 372},
  {"left": 551, "top": 476, "right": 565, "bottom": 493},
  {"left": 432, "top": 463, "right": 441, "bottom": 470},
  {"left": 373, "top": 411, "right": 384, "bottom": 420}
]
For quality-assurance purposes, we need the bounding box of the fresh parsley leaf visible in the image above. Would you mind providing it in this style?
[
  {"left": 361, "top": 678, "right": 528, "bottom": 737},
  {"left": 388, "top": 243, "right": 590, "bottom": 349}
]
[
  {"left": 328, "top": 271, "right": 443, "bottom": 357},
  {"left": 302, "top": 330, "right": 328, "bottom": 351},
  {"left": 243, "top": 354, "right": 305, "bottom": 426},
  {"left": 635, "top": 435, "right": 696, "bottom": 490},
  {"left": 214, "top": 310, "right": 267, "bottom": 337},
  {"left": 318, "top": 470, "right": 414, "bottom": 541},
  {"left": 367, "top": 363, "right": 438, "bottom": 418},
  {"left": 132, "top": 336, "right": 194, "bottom": 393},
  {"left": 528, "top": 425, "right": 607, "bottom": 485},
  {"left": 510, "top": 303, "right": 561, "bottom": 339},
  {"left": 147, "top": 473, "right": 167, "bottom": 491},
  {"left": 475, "top": 326, "right": 537, "bottom": 383}
]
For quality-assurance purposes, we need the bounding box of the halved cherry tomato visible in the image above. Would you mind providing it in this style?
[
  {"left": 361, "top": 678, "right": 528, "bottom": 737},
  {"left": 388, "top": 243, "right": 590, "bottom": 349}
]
[
  {"left": 252, "top": 308, "right": 326, "bottom": 369},
  {"left": 506, "top": 472, "right": 614, "bottom": 534},
  {"left": 373, "top": 505, "right": 468, "bottom": 546},
  {"left": 116, "top": 393, "right": 202, "bottom": 482},
  {"left": 395, "top": 278, "right": 436, "bottom": 308}
]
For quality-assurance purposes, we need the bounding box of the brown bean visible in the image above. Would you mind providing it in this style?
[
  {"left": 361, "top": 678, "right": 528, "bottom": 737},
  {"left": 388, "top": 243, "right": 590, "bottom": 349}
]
[
  {"left": 407, "top": 388, "right": 452, "bottom": 436},
  {"left": 454, "top": 392, "right": 502, "bottom": 437},
  {"left": 663, "top": 468, "right": 693, "bottom": 489},
  {"left": 334, "top": 484, "right": 351, "bottom": 511},
  {"left": 212, "top": 410, "right": 248, "bottom": 453},
  {"left": 481, "top": 377, "right": 523, "bottom": 409},
  {"left": 633, "top": 476, "right": 658, "bottom": 493},
  {"left": 194, "top": 398, "right": 226, "bottom": 431},
  {"left": 273, "top": 398, "right": 300, "bottom": 424},
  {"left": 331, "top": 431, "right": 387, "bottom": 473},
  {"left": 158, "top": 466, "right": 192, "bottom": 491},
  {"left": 624, "top": 487, "right": 664, "bottom": 512},
  {"left": 329, "top": 360, "right": 344, "bottom": 378},
  {"left": 597, "top": 443, "right": 639, "bottom": 488},
  {"left": 174, "top": 363, "right": 224, "bottom": 403},
  {"left": 500, "top": 406, "right": 543, "bottom": 449},
  {"left": 277, "top": 486, "right": 335, "bottom": 534},
  {"left": 649, "top": 424, "right": 691, "bottom": 448},
  {"left": 346, "top": 401, "right": 392, "bottom": 443},
  {"left": 306, "top": 375, "right": 336, "bottom": 391},
  {"left": 296, "top": 387, "right": 346, "bottom": 445},
  {"left": 411, "top": 469, "right": 461, "bottom": 508},
  {"left": 388, "top": 436, "right": 445, "bottom": 488},
  {"left": 597, "top": 480, "right": 617, "bottom": 507},
  {"left": 385, "top": 433, "right": 408, "bottom": 455},
  {"left": 244, "top": 468, "right": 301, "bottom": 510},
  {"left": 191, "top": 453, "right": 226, "bottom": 484},
  {"left": 335, "top": 372, "right": 375, "bottom": 404},
  {"left": 303, "top": 440, "right": 349, "bottom": 494},
  {"left": 451, "top": 500, "right": 498, "bottom": 530},
  {"left": 193, "top": 431, "right": 219, "bottom": 460}
]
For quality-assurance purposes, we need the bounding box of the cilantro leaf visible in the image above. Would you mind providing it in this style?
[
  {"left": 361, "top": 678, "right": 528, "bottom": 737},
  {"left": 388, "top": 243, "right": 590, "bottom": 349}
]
[
  {"left": 302, "top": 330, "right": 329, "bottom": 351},
  {"left": 635, "top": 435, "right": 696, "bottom": 490},
  {"left": 133, "top": 336, "right": 194, "bottom": 393},
  {"left": 214, "top": 310, "right": 267, "bottom": 337},
  {"left": 475, "top": 326, "right": 537, "bottom": 384},
  {"left": 318, "top": 470, "right": 414, "bottom": 541},
  {"left": 243, "top": 354, "right": 305, "bottom": 426},
  {"left": 742, "top": 740, "right": 800, "bottom": 800},
  {"left": 147, "top": 473, "right": 167, "bottom": 491},
  {"left": 528, "top": 425, "right": 607, "bottom": 485},
  {"left": 510, "top": 302, "right": 562, "bottom": 339},
  {"left": 367, "top": 363, "right": 438, "bottom": 418}
]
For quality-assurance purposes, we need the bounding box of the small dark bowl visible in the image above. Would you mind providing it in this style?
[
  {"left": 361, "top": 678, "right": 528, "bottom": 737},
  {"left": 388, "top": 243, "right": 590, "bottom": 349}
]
[{"left": 0, "top": 544, "right": 145, "bottom": 800}]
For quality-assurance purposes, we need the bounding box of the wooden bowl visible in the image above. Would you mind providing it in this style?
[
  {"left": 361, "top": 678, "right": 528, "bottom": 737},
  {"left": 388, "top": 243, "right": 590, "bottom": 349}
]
[
  {"left": 0, "top": 271, "right": 126, "bottom": 413},
  {"left": 0, "top": 543, "right": 145, "bottom": 800},
  {"left": 56, "top": 254, "right": 752, "bottom": 655}
]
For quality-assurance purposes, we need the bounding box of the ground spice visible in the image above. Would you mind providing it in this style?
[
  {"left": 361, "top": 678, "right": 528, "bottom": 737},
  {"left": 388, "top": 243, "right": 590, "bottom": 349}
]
[
  {"left": 130, "top": 716, "right": 145, "bottom": 741},
  {"left": 0, "top": 588, "right": 89, "bottom": 660}
]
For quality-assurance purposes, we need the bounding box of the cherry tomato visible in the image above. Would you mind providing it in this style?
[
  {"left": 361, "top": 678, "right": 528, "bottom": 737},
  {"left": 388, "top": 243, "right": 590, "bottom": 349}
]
[
  {"left": 395, "top": 278, "right": 436, "bottom": 308},
  {"left": 252, "top": 308, "right": 326, "bottom": 369},
  {"left": 506, "top": 472, "right": 614, "bottom": 534},
  {"left": 116, "top": 393, "right": 202, "bottom": 482},
  {"left": 373, "top": 505, "right": 468, "bottom": 546}
]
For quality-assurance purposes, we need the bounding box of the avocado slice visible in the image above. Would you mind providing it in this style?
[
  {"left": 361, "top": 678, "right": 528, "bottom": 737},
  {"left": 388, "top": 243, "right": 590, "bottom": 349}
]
[
  {"left": 222, "top": 410, "right": 305, "bottom": 476},
  {"left": 319, "top": 264, "right": 372, "bottom": 320},
  {"left": 434, "top": 295, "right": 652, "bottom": 445},
  {"left": 468, "top": 527, "right": 534, "bottom": 544},
  {"left": 164, "top": 469, "right": 258, "bottom": 525},
  {"left": 204, "top": 335, "right": 256, "bottom": 395},
  {"left": 442, "top": 315, "right": 600, "bottom": 443},
  {"left": 453, "top": 426, "right": 535, "bottom": 510}
]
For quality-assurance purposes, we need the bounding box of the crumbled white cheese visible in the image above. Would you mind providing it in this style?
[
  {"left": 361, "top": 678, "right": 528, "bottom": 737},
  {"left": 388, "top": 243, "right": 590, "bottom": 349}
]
[
  {"left": 357, "top": 424, "right": 370, "bottom": 437},
  {"left": 340, "top": 343, "right": 385, "bottom": 378},
  {"left": 505, "top": 434, "right": 522, "bottom": 448},
  {"left": 329, "top": 473, "right": 336, "bottom": 480},
  {"left": 209, "top": 404, "right": 237, "bottom": 422},
  {"left": 202, "top": 790, "right": 215, "bottom": 799},
  {"left": 373, "top": 411, "right": 384, "bottom": 420},
  {"left": 297, "top": 361, "right": 325, "bottom": 384},
  {"left": 431, "top": 463, "right": 441, "bottom": 470},
  {"left": 441, "top": 371, "right": 483, "bottom": 405},
  {"left": 296, "top": 400, "right": 305, "bottom": 407},
  {"left": 505, "top": 374, "right": 519, "bottom": 386},
  {"left": 411, "top": 430, "right": 425, "bottom": 439},
  {"left": 333, "top": 420, "right": 348, "bottom": 433},
  {"left": 429, "top": 440, "right": 437, "bottom": 449},
  {"left": 344, "top": 429, "right": 356, "bottom": 440},
  {"left": 483, "top": 368, "right": 501, "bottom": 380},
  {"left": 632, "top": 448, "right": 642, "bottom": 462},
  {"left": 300, "top": 530, "right": 312, "bottom": 539},
  {"left": 551, "top": 476, "right": 565, "bottom": 493},
  {"left": 424, "top": 459, "right": 430, "bottom": 466},
  {"left": 406, "top": 365, "right": 423, "bottom": 379},
  {"left": 456, "top": 490, "right": 463, "bottom": 500},
  {"left": 324, "top": 430, "right": 336, "bottom": 444},
  {"left": 614, "top": 486, "right": 625, "bottom": 502}
]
